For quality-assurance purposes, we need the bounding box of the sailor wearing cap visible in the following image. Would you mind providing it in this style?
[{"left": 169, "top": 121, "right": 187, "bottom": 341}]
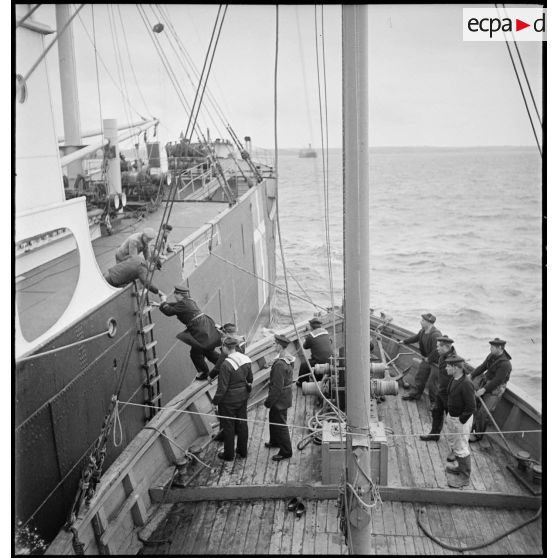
[
  {"left": 209, "top": 324, "right": 247, "bottom": 382},
  {"left": 420, "top": 335, "right": 457, "bottom": 445},
  {"left": 264, "top": 334, "right": 295, "bottom": 461},
  {"left": 470, "top": 338, "right": 512, "bottom": 442},
  {"left": 103, "top": 255, "right": 166, "bottom": 300},
  {"left": 402, "top": 312, "right": 442, "bottom": 402},
  {"left": 115, "top": 228, "right": 157, "bottom": 263},
  {"left": 445, "top": 354, "right": 476, "bottom": 488},
  {"left": 159, "top": 286, "right": 222, "bottom": 380},
  {"left": 296, "top": 317, "right": 333, "bottom": 387},
  {"left": 211, "top": 336, "right": 253, "bottom": 461}
]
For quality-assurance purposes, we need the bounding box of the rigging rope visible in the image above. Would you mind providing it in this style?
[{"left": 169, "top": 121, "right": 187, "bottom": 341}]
[
  {"left": 22, "top": 4, "right": 85, "bottom": 83},
  {"left": 76, "top": 11, "right": 146, "bottom": 120},
  {"left": 117, "top": 4, "right": 152, "bottom": 119},
  {"left": 91, "top": 6, "right": 105, "bottom": 143},
  {"left": 494, "top": 4, "right": 542, "bottom": 156},
  {"left": 416, "top": 506, "right": 542, "bottom": 552},
  {"left": 16, "top": 3, "right": 42, "bottom": 28},
  {"left": 500, "top": 4, "right": 543, "bottom": 127}
]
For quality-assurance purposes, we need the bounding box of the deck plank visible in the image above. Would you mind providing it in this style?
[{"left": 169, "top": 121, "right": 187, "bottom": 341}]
[
  {"left": 407, "top": 400, "right": 438, "bottom": 488},
  {"left": 195, "top": 501, "right": 219, "bottom": 554},
  {"left": 172, "top": 501, "right": 207, "bottom": 555},
  {"left": 255, "top": 499, "right": 276, "bottom": 554},
  {"left": 386, "top": 397, "right": 415, "bottom": 487},
  {"left": 267, "top": 500, "right": 284, "bottom": 554},
  {"left": 204, "top": 501, "right": 229, "bottom": 554},
  {"left": 401, "top": 501, "right": 421, "bottom": 537},
  {"left": 301, "top": 499, "right": 317, "bottom": 554},
  {"left": 217, "top": 500, "right": 242, "bottom": 555},
  {"left": 396, "top": 397, "right": 426, "bottom": 486},
  {"left": 290, "top": 498, "right": 306, "bottom": 554}
]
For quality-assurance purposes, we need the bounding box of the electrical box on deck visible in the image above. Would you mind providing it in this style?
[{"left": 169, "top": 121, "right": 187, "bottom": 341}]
[{"left": 321, "top": 420, "right": 388, "bottom": 485}]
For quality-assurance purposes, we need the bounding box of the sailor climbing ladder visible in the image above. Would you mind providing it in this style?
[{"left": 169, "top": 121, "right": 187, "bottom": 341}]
[{"left": 133, "top": 284, "right": 162, "bottom": 420}]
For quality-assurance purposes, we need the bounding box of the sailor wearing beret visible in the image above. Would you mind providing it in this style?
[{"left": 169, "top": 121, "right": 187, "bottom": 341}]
[
  {"left": 159, "top": 285, "right": 222, "bottom": 381},
  {"left": 402, "top": 312, "right": 442, "bottom": 402},
  {"left": 445, "top": 355, "right": 476, "bottom": 488},
  {"left": 296, "top": 317, "right": 333, "bottom": 387},
  {"left": 264, "top": 334, "right": 295, "bottom": 461},
  {"left": 470, "top": 338, "right": 512, "bottom": 442}
]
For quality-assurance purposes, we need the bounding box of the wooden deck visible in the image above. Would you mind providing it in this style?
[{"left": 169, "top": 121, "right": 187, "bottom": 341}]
[{"left": 142, "top": 378, "right": 542, "bottom": 555}]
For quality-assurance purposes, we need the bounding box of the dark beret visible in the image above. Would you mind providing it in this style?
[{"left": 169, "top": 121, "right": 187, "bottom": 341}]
[
  {"left": 174, "top": 285, "right": 190, "bottom": 295},
  {"left": 437, "top": 335, "right": 454, "bottom": 345},
  {"left": 222, "top": 336, "right": 240, "bottom": 347},
  {"left": 445, "top": 354, "right": 465, "bottom": 365},
  {"left": 489, "top": 337, "right": 506, "bottom": 347},
  {"left": 309, "top": 317, "right": 323, "bottom": 326},
  {"left": 274, "top": 334, "right": 290, "bottom": 347},
  {"left": 421, "top": 313, "right": 436, "bottom": 323}
]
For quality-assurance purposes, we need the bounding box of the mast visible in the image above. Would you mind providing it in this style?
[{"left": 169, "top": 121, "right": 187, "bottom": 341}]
[
  {"left": 342, "top": 5, "right": 372, "bottom": 554},
  {"left": 56, "top": 4, "right": 83, "bottom": 186}
]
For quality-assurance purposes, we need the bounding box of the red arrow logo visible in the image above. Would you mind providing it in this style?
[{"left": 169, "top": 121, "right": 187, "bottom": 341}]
[{"left": 516, "top": 19, "right": 530, "bottom": 32}]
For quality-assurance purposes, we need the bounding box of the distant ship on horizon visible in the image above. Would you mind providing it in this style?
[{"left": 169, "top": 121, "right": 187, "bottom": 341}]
[{"left": 298, "top": 143, "right": 317, "bottom": 158}]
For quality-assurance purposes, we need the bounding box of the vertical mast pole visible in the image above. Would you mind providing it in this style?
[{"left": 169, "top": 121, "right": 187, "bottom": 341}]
[
  {"left": 343, "top": 4, "right": 372, "bottom": 554},
  {"left": 56, "top": 4, "right": 83, "bottom": 185}
]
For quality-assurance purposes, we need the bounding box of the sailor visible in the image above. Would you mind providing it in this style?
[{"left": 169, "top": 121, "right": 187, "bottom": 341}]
[
  {"left": 296, "top": 317, "right": 333, "bottom": 387},
  {"left": 103, "top": 255, "right": 166, "bottom": 300},
  {"left": 158, "top": 224, "right": 174, "bottom": 262},
  {"left": 115, "top": 228, "right": 157, "bottom": 263},
  {"left": 159, "top": 286, "right": 221, "bottom": 380},
  {"left": 211, "top": 336, "right": 253, "bottom": 461},
  {"left": 264, "top": 334, "right": 294, "bottom": 461},
  {"left": 401, "top": 312, "right": 442, "bottom": 402},
  {"left": 470, "top": 337, "right": 512, "bottom": 443},
  {"left": 444, "top": 354, "right": 475, "bottom": 488},
  {"left": 420, "top": 336, "right": 456, "bottom": 445},
  {"left": 209, "top": 323, "right": 246, "bottom": 382},
  {"left": 209, "top": 323, "right": 247, "bottom": 443}
]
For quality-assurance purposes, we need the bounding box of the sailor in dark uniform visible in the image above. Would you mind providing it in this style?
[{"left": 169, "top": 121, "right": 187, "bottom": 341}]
[
  {"left": 402, "top": 312, "right": 442, "bottom": 402},
  {"left": 471, "top": 337, "right": 512, "bottom": 442},
  {"left": 420, "top": 336, "right": 456, "bottom": 443},
  {"left": 445, "top": 354, "right": 476, "bottom": 488},
  {"left": 159, "top": 286, "right": 221, "bottom": 380},
  {"left": 211, "top": 336, "right": 253, "bottom": 461},
  {"left": 209, "top": 323, "right": 247, "bottom": 443},
  {"left": 104, "top": 255, "right": 166, "bottom": 300},
  {"left": 264, "top": 334, "right": 294, "bottom": 461},
  {"left": 296, "top": 317, "right": 333, "bottom": 387}
]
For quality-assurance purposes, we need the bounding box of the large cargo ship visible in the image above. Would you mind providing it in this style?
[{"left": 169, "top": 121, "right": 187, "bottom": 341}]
[{"left": 15, "top": 4, "right": 276, "bottom": 543}]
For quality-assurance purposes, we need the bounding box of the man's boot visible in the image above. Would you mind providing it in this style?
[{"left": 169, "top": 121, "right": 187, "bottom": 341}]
[{"left": 447, "top": 455, "right": 471, "bottom": 488}]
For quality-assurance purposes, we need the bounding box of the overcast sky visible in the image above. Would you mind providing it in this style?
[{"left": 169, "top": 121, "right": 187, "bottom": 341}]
[{"left": 30, "top": 3, "right": 543, "bottom": 150}]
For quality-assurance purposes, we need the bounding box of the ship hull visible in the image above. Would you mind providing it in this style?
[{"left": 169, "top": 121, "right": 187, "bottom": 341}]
[{"left": 15, "top": 178, "right": 277, "bottom": 541}]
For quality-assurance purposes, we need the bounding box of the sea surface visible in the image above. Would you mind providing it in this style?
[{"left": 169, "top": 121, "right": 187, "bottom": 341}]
[{"left": 271, "top": 147, "right": 542, "bottom": 404}]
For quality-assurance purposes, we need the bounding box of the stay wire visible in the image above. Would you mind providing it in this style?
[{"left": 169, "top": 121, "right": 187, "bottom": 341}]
[
  {"left": 117, "top": 4, "right": 152, "bottom": 119},
  {"left": 500, "top": 4, "right": 543, "bottom": 126},
  {"left": 91, "top": 6, "right": 104, "bottom": 138},
  {"left": 494, "top": 4, "right": 542, "bottom": 156},
  {"left": 107, "top": 5, "right": 135, "bottom": 139},
  {"left": 274, "top": 6, "right": 344, "bottom": 422},
  {"left": 75, "top": 11, "right": 145, "bottom": 119},
  {"left": 16, "top": 3, "right": 42, "bottom": 28}
]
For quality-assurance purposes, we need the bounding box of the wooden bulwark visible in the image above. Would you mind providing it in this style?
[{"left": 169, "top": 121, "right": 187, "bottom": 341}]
[{"left": 46, "top": 311, "right": 542, "bottom": 555}]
